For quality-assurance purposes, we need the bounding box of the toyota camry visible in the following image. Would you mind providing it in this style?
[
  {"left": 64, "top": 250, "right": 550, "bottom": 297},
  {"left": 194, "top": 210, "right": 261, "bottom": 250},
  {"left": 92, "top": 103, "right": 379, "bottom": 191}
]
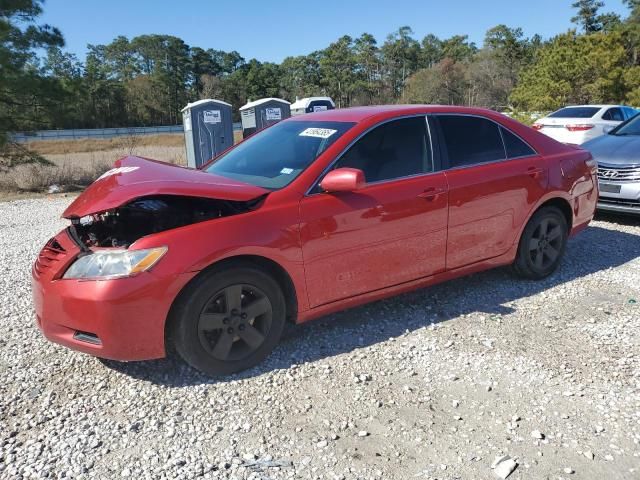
[{"left": 32, "top": 106, "right": 598, "bottom": 375}]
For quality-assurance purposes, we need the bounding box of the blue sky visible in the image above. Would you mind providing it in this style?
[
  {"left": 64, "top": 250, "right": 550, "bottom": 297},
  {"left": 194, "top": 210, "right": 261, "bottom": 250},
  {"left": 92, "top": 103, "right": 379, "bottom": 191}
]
[{"left": 40, "top": 0, "right": 631, "bottom": 62}]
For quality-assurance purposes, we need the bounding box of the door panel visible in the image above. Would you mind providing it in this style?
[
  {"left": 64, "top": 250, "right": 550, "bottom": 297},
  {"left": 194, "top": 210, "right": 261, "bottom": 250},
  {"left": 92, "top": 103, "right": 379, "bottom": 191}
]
[
  {"left": 433, "top": 114, "right": 548, "bottom": 270},
  {"left": 300, "top": 173, "right": 448, "bottom": 307},
  {"left": 445, "top": 157, "right": 548, "bottom": 269}
]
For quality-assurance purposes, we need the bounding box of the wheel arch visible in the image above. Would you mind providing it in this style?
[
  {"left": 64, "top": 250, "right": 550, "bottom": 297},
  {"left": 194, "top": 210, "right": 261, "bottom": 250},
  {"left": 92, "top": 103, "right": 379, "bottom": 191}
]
[
  {"left": 536, "top": 197, "right": 573, "bottom": 230},
  {"left": 165, "top": 254, "right": 299, "bottom": 353},
  {"left": 510, "top": 195, "right": 574, "bottom": 261},
  {"left": 519, "top": 195, "right": 574, "bottom": 240},
  {"left": 512, "top": 196, "right": 573, "bottom": 279}
]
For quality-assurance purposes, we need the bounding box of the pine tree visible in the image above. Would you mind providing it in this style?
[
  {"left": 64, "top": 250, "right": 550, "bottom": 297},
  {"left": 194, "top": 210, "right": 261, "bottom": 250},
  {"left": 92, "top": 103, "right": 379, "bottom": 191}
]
[
  {"left": 571, "top": 0, "right": 605, "bottom": 33},
  {"left": 1, "top": 0, "right": 64, "bottom": 162},
  {"left": 624, "top": 0, "right": 640, "bottom": 22}
]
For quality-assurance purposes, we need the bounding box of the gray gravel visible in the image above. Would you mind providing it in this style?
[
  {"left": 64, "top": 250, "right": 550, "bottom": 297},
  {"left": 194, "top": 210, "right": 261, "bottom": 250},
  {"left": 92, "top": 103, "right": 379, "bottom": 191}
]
[{"left": 1, "top": 196, "right": 639, "bottom": 479}]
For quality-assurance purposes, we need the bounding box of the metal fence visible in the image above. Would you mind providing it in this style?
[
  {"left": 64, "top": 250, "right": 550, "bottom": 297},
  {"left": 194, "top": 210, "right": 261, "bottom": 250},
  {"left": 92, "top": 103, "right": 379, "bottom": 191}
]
[{"left": 11, "top": 123, "right": 243, "bottom": 142}]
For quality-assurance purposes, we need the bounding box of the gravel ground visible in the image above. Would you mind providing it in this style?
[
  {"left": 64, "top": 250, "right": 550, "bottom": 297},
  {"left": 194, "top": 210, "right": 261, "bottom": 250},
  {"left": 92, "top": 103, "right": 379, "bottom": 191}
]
[{"left": 1, "top": 197, "right": 639, "bottom": 480}]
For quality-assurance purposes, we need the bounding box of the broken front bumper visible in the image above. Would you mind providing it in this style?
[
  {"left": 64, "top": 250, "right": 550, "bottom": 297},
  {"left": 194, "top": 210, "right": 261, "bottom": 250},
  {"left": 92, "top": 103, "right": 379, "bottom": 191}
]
[{"left": 31, "top": 230, "right": 195, "bottom": 361}]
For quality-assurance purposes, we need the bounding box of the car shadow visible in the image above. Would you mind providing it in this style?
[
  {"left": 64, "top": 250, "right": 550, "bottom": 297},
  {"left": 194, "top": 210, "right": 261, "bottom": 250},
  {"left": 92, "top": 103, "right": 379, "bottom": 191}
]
[
  {"left": 101, "top": 224, "right": 640, "bottom": 387},
  {"left": 595, "top": 211, "right": 640, "bottom": 227}
]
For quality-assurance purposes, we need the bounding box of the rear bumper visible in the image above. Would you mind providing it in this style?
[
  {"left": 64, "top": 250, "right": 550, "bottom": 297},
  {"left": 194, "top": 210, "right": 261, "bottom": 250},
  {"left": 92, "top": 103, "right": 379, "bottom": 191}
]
[
  {"left": 568, "top": 181, "right": 598, "bottom": 237},
  {"left": 540, "top": 128, "right": 599, "bottom": 145}
]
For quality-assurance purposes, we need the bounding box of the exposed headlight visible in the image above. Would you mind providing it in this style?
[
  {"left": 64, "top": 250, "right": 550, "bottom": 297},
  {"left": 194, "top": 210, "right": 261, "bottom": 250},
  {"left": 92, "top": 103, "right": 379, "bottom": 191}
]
[{"left": 63, "top": 247, "right": 168, "bottom": 280}]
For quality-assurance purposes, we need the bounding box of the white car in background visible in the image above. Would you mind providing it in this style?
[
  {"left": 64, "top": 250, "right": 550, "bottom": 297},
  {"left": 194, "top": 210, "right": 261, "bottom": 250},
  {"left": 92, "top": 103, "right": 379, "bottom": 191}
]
[{"left": 532, "top": 105, "right": 638, "bottom": 144}]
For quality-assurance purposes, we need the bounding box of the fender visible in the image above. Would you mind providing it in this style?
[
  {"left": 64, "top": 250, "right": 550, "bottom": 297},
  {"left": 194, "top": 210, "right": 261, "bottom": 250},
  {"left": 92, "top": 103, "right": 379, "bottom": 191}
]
[{"left": 132, "top": 200, "right": 311, "bottom": 315}]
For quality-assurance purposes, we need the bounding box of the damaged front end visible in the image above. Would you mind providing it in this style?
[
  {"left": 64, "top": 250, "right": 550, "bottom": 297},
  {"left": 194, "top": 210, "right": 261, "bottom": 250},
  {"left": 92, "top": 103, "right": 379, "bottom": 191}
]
[{"left": 68, "top": 194, "right": 265, "bottom": 249}]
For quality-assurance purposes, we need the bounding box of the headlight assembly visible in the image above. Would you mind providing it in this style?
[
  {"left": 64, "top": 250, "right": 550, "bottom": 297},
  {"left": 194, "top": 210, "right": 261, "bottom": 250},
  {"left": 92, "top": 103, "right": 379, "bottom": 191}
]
[{"left": 63, "top": 247, "right": 167, "bottom": 280}]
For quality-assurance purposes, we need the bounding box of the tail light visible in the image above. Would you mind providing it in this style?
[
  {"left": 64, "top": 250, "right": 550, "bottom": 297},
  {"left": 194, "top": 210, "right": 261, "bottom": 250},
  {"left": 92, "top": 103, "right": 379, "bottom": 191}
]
[
  {"left": 532, "top": 124, "right": 543, "bottom": 131},
  {"left": 566, "top": 124, "right": 594, "bottom": 132},
  {"left": 585, "top": 157, "right": 598, "bottom": 175}
]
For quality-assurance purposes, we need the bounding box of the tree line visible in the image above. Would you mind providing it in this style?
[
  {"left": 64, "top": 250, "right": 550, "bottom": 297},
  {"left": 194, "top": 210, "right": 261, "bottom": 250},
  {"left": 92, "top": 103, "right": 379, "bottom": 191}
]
[{"left": 2, "top": 0, "right": 640, "bottom": 151}]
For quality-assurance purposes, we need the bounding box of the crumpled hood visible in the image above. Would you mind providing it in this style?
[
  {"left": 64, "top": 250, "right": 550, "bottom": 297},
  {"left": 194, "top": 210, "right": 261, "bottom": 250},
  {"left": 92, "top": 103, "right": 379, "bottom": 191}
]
[
  {"left": 583, "top": 135, "right": 640, "bottom": 166},
  {"left": 62, "top": 156, "right": 269, "bottom": 219}
]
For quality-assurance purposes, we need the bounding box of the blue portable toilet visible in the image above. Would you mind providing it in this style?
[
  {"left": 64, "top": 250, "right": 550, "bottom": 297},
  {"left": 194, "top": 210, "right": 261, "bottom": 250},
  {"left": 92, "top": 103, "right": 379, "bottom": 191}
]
[
  {"left": 182, "top": 99, "right": 233, "bottom": 168},
  {"left": 239, "top": 98, "right": 291, "bottom": 138}
]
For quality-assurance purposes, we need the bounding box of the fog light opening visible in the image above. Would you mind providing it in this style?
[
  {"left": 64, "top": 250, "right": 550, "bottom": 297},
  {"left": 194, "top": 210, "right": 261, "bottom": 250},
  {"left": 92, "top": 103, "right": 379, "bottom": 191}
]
[{"left": 73, "top": 330, "right": 102, "bottom": 345}]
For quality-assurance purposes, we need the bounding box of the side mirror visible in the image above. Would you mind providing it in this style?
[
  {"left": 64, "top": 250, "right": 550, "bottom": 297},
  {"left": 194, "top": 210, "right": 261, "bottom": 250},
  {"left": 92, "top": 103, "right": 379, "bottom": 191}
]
[{"left": 320, "top": 168, "right": 365, "bottom": 193}]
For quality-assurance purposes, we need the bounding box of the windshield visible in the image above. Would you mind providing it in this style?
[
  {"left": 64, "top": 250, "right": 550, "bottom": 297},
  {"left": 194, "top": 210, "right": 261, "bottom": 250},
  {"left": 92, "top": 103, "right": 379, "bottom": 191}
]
[
  {"left": 611, "top": 112, "right": 640, "bottom": 136},
  {"left": 548, "top": 107, "right": 600, "bottom": 118},
  {"left": 206, "top": 120, "right": 355, "bottom": 189}
]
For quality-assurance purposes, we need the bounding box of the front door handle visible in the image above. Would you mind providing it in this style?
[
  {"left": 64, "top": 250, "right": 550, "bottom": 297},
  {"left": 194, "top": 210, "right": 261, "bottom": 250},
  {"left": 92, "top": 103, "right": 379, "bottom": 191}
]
[{"left": 418, "top": 187, "right": 447, "bottom": 201}]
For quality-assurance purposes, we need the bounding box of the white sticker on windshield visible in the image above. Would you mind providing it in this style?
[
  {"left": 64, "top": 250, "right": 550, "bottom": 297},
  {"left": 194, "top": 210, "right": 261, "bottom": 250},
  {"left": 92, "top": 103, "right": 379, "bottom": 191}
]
[
  {"left": 299, "top": 128, "right": 337, "bottom": 139},
  {"left": 280, "top": 168, "right": 294, "bottom": 175}
]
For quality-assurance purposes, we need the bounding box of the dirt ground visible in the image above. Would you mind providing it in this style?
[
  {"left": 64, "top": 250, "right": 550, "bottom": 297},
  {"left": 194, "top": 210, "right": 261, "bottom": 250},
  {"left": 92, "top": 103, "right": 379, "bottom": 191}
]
[{"left": 0, "top": 196, "right": 638, "bottom": 479}]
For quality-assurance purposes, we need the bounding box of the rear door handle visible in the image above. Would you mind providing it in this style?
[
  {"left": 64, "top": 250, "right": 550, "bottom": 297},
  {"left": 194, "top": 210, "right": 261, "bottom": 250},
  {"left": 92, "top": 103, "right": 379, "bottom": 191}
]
[
  {"left": 527, "top": 166, "right": 544, "bottom": 178},
  {"left": 418, "top": 187, "right": 447, "bottom": 200}
]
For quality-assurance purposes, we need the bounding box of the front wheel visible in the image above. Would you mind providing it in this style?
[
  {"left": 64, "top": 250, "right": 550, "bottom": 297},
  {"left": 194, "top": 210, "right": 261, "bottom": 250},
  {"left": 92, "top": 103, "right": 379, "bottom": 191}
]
[
  {"left": 171, "top": 266, "right": 286, "bottom": 376},
  {"left": 513, "top": 206, "right": 568, "bottom": 280}
]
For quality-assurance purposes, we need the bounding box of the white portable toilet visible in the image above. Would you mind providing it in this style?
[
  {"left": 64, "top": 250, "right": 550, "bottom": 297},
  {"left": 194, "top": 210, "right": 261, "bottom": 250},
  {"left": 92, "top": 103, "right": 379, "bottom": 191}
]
[{"left": 290, "top": 97, "right": 336, "bottom": 116}]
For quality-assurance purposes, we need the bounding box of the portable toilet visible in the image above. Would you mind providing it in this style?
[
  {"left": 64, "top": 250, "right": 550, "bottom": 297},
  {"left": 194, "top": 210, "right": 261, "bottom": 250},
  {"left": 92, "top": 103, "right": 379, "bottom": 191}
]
[
  {"left": 182, "top": 99, "right": 233, "bottom": 168},
  {"left": 239, "top": 98, "right": 291, "bottom": 138},
  {"left": 290, "top": 97, "right": 335, "bottom": 116}
]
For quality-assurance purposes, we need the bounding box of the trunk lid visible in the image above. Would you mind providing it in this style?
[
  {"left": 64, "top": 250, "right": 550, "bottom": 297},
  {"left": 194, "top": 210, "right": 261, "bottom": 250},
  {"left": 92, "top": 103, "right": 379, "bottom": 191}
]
[
  {"left": 62, "top": 156, "right": 269, "bottom": 219},
  {"left": 539, "top": 117, "right": 575, "bottom": 128}
]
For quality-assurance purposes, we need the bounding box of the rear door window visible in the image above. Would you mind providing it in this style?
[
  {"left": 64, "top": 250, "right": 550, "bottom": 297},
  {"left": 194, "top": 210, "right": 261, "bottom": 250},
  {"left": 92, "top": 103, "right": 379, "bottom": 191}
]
[
  {"left": 602, "top": 108, "right": 624, "bottom": 121},
  {"left": 436, "top": 115, "right": 505, "bottom": 168},
  {"left": 548, "top": 107, "right": 600, "bottom": 118},
  {"left": 501, "top": 128, "right": 536, "bottom": 158}
]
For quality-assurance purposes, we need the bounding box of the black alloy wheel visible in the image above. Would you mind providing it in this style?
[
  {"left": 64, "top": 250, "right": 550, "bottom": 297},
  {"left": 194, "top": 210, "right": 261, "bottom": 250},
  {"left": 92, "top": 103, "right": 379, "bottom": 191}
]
[
  {"left": 171, "top": 265, "right": 286, "bottom": 376},
  {"left": 198, "top": 284, "right": 272, "bottom": 362},
  {"left": 527, "top": 216, "right": 564, "bottom": 271},
  {"left": 513, "top": 206, "right": 568, "bottom": 279}
]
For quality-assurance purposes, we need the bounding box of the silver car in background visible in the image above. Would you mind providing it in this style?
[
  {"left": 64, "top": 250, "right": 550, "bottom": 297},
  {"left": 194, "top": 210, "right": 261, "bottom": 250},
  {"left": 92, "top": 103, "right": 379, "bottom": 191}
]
[{"left": 583, "top": 113, "right": 640, "bottom": 215}]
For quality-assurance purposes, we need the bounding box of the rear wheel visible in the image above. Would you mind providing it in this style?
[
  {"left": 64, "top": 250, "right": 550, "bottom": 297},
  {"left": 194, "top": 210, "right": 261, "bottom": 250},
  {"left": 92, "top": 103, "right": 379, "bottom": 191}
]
[
  {"left": 171, "top": 266, "right": 286, "bottom": 376},
  {"left": 513, "top": 207, "right": 568, "bottom": 279}
]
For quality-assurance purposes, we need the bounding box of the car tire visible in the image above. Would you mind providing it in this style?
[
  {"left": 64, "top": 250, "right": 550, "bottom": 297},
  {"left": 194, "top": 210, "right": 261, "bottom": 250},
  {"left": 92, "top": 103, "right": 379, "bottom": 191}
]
[
  {"left": 170, "top": 265, "right": 286, "bottom": 376},
  {"left": 513, "top": 206, "right": 568, "bottom": 280}
]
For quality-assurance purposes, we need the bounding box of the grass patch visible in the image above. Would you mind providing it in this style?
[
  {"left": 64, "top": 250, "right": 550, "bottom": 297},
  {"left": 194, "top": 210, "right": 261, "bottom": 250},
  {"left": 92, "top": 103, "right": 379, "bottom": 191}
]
[
  {"left": 1, "top": 131, "right": 244, "bottom": 198},
  {"left": 25, "top": 134, "right": 186, "bottom": 155},
  {"left": 1, "top": 135, "right": 187, "bottom": 196}
]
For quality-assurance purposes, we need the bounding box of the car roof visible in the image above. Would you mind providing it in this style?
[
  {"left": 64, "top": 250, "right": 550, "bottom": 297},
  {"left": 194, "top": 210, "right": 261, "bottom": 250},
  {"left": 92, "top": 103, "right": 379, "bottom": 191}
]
[
  {"left": 287, "top": 104, "right": 579, "bottom": 158},
  {"left": 287, "top": 105, "right": 502, "bottom": 123},
  {"left": 290, "top": 97, "right": 335, "bottom": 109},
  {"left": 556, "top": 104, "right": 623, "bottom": 109},
  {"left": 239, "top": 97, "right": 290, "bottom": 111}
]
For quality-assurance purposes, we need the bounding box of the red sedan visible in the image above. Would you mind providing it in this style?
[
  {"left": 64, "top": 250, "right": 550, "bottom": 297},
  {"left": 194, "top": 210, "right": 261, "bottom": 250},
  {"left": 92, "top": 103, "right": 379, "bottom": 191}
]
[{"left": 32, "top": 106, "right": 598, "bottom": 375}]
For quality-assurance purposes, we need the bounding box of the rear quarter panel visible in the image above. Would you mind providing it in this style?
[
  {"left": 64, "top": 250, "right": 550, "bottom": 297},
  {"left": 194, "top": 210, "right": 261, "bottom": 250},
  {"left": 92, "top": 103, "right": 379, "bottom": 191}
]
[
  {"left": 537, "top": 146, "right": 596, "bottom": 235},
  {"left": 486, "top": 116, "right": 596, "bottom": 241}
]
